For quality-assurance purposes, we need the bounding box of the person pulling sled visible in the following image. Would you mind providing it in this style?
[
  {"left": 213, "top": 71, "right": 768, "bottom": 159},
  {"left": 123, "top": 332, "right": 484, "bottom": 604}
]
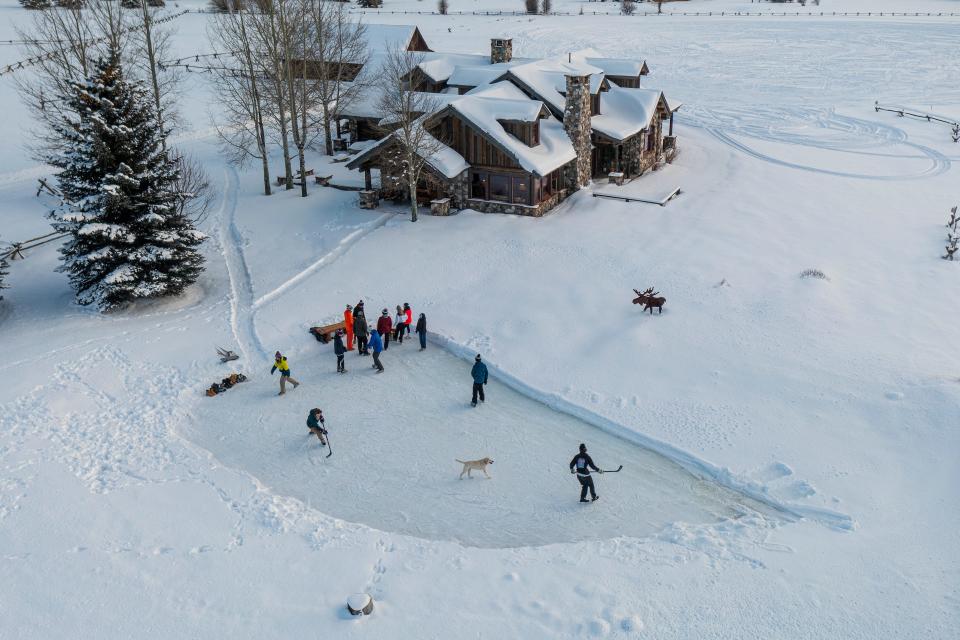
[{"left": 570, "top": 443, "right": 602, "bottom": 502}]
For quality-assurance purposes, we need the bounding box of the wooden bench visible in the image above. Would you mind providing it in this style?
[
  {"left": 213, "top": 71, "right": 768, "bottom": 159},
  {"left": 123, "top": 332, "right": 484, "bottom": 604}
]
[
  {"left": 309, "top": 320, "right": 346, "bottom": 344},
  {"left": 314, "top": 174, "right": 334, "bottom": 186},
  {"left": 276, "top": 169, "right": 315, "bottom": 186}
]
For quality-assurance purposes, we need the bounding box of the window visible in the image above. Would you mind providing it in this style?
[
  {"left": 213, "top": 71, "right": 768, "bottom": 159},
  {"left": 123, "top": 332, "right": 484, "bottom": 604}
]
[
  {"left": 532, "top": 121, "right": 540, "bottom": 145},
  {"left": 471, "top": 171, "right": 487, "bottom": 199},
  {"left": 490, "top": 174, "right": 510, "bottom": 202},
  {"left": 512, "top": 176, "right": 529, "bottom": 205}
]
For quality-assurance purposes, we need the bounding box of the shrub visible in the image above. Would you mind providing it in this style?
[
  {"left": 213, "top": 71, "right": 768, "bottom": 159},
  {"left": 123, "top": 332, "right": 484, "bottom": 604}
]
[{"left": 799, "top": 269, "right": 829, "bottom": 280}]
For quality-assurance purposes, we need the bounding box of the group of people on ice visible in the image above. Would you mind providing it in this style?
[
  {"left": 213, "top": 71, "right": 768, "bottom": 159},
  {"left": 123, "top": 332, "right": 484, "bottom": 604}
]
[{"left": 335, "top": 300, "right": 427, "bottom": 374}]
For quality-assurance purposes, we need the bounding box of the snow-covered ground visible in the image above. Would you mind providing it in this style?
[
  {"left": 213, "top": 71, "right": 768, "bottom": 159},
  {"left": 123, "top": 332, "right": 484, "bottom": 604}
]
[{"left": 2, "top": 1, "right": 959, "bottom": 638}]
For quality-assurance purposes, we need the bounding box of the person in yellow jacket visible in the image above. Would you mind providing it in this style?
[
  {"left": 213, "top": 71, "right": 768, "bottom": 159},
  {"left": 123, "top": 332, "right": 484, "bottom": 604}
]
[
  {"left": 343, "top": 304, "right": 355, "bottom": 351},
  {"left": 271, "top": 351, "right": 301, "bottom": 396}
]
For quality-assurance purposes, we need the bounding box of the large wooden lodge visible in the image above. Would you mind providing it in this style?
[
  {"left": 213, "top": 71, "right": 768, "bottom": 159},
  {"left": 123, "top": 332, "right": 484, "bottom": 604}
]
[{"left": 341, "top": 26, "right": 680, "bottom": 216}]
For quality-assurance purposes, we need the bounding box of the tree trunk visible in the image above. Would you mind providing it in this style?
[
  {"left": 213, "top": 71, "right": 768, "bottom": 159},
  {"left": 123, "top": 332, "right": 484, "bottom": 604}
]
[
  {"left": 408, "top": 165, "right": 418, "bottom": 222},
  {"left": 238, "top": 7, "right": 271, "bottom": 196},
  {"left": 140, "top": 0, "right": 166, "bottom": 155},
  {"left": 323, "top": 101, "right": 334, "bottom": 156}
]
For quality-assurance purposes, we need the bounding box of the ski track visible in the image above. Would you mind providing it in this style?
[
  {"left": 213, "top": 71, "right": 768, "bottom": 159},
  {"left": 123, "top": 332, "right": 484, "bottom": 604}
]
[
  {"left": 217, "top": 167, "right": 267, "bottom": 363},
  {"left": 682, "top": 106, "right": 952, "bottom": 180}
]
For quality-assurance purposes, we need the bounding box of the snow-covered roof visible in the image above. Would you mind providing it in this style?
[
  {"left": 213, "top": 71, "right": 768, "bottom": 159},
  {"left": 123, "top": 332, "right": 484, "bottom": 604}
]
[
  {"left": 464, "top": 80, "right": 531, "bottom": 101},
  {"left": 422, "top": 132, "right": 470, "bottom": 178},
  {"left": 506, "top": 57, "right": 606, "bottom": 115},
  {"left": 584, "top": 57, "right": 647, "bottom": 78},
  {"left": 361, "top": 24, "right": 424, "bottom": 56},
  {"left": 339, "top": 86, "right": 460, "bottom": 121},
  {"left": 591, "top": 86, "right": 666, "bottom": 141},
  {"left": 377, "top": 92, "right": 462, "bottom": 126},
  {"left": 446, "top": 97, "right": 574, "bottom": 176},
  {"left": 417, "top": 53, "right": 490, "bottom": 83},
  {"left": 344, "top": 121, "right": 468, "bottom": 180}
]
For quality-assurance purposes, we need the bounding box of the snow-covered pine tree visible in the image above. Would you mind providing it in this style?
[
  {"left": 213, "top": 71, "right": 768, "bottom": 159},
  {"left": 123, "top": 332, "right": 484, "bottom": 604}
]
[
  {"left": 19, "top": 0, "right": 52, "bottom": 9},
  {"left": 48, "top": 52, "right": 205, "bottom": 310}
]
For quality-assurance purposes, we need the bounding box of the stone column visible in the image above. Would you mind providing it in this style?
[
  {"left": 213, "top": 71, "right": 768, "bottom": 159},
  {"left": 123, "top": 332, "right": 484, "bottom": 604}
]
[
  {"left": 563, "top": 74, "right": 592, "bottom": 189},
  {"left": 490, "top": 38, "right": 513, "bottom": 64}
]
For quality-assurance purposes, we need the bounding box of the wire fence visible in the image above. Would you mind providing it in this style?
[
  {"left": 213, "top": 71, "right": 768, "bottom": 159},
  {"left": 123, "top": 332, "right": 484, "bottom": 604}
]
[{"left": 345, "top": 9, "right": 960, "bottom": 17}]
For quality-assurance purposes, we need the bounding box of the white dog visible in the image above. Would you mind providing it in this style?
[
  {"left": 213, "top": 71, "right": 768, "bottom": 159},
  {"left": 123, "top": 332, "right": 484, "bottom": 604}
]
[{"left": 457, "top": 457, "right": 494, "bottom": 479}]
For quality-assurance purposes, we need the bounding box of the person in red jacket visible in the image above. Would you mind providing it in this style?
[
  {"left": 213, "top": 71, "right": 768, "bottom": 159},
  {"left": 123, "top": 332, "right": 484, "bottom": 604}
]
[
  {"left": 343, "top": 304, "right": 355, "bottom": 351},
  {"left": 377, "top": 309, "right": 393, "bottom": 350},
  {"left": 402, "top": 302, "right": 413, "bottom": 342}
]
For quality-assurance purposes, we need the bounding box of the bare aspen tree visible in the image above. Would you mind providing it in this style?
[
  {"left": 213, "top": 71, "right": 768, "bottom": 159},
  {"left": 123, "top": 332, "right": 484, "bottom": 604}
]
[
  {"left": 15, "top": 1, "right": 133, "bottom": 158},
  {"left": 209, "top": 1, "right": 272, "bottom": 196},
  {"left": 248, "top": 1, "right": 296, "bottom": 189},
  {"left": 377, "top": 49, "right": 443, "bottom": 223},
  {"left": 310, "top": 0, "right": 369, "bottom": 156},
  {"left": 135, "top": 0, "right": 184, "bottom": 151},
  {"left": 277, "top": 0, "right": 314, "bottom": 197}
]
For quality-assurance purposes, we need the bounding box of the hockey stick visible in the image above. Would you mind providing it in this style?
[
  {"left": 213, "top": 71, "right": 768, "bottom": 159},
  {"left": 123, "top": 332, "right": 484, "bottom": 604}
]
[
  {"left": 600, "top": 466, "right": 623, "bottom": 473},
  {"left": 325, "top": 432, "right": 333, "bottom": 458}
]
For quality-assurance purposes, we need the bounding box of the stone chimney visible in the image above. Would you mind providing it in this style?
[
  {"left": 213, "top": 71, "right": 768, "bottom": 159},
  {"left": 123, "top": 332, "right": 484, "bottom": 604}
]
[
  {"left": 490, "top": 38, "right": 513, "bottom": 64},
  {"left": 563, "top": 74, "right": 592, "bottom": 189}
]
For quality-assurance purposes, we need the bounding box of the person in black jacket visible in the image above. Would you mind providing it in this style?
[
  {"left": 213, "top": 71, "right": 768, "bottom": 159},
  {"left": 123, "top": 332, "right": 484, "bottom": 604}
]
[
  {"left": 415, "top": 313, "right": 427, "bottom": 350},
  {"left": 333, "top": 329, "right": 347, "bottom": 373},
  {"left": 354, "top": 313, "right": 369, "bottom": 355},
  {"left": 570, "top": 443, "right": 602, "bottom": 502}
]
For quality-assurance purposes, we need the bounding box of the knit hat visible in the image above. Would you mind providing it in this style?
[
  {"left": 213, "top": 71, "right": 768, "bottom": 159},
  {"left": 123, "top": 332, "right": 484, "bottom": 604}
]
[
  {"left": 475, "top": 354, "right": 481, "bottom": 361},
  {"left": 382, "top": 309, "right": 388, "bottom": 315},
  {"left": 346, "top": 304, "right": 352, "bottom": 310},
  {"left": 579, "top": 443, "right": 587, "bottom": 452},
  {"left": 275, "top": 351, "right": 282, "bottom": 360}
]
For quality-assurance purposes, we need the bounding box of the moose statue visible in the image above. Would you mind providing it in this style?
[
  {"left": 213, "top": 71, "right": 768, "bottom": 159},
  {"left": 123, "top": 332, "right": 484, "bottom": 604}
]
[{"left": 632, "top": 287, "right": 666, "bottom": 315}]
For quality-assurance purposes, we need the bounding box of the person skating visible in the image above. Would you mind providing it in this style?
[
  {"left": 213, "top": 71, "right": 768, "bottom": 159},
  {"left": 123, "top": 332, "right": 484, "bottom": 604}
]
[
  {"left": 415, "top": 313, "right": 427, "bottom": 350},
  {"left": 343, "top": 304, "right": 355, "bottom": 351},
  {"left": 271, "top": 351, "right": 301, "bottom": 396},
  {"left": 369, "top": 329, "right": 385, "bottom": 373},
  {"left": 377, "top": 309, "right": 393, "bottom": 350},
  {"left": 570, "top": 443, "right": 602, "bottom": 502},
  {"left": 333, "top": 329, "right": 347, "bottom": 373},
  {"left": 470, "top": 354, "right": 488, "bottom": 406},
  {"left": 354, "top": 312, "right": 369, "bottom": 355},
  {"left": 306, "top": 408, "right": 327, "bottom": 445},
  {"left": 393, "top": 305, "right": 405, "bottom": 344}
]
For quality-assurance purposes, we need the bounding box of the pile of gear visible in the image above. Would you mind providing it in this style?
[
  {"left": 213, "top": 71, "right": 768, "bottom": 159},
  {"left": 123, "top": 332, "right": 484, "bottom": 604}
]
[{"left": 205, "top": 372, "right": 248, "bottom": 397}]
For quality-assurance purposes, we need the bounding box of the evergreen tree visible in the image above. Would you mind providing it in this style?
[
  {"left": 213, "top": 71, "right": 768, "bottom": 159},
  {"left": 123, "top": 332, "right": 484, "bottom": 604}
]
[{"left": 48, "top": 52, "right": 205, "bottom": 310}]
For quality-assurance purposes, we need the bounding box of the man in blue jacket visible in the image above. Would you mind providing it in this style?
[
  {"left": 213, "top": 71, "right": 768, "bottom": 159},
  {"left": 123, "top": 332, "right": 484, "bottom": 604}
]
[
  {"left": 369, "top": 329, "right": 384, "bottom": 373},
  {"left": 470, "top": 354, "right": 488, "bottom": 406}
]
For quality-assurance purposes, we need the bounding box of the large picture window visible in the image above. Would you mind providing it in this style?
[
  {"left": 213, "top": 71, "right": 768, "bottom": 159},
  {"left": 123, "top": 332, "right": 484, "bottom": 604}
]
[
  {"left": 512, "top": 176, "right": 528, "bottom": 205},
  {"left": 490, "top": 174, "right": 510, "bottom": 202}
]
